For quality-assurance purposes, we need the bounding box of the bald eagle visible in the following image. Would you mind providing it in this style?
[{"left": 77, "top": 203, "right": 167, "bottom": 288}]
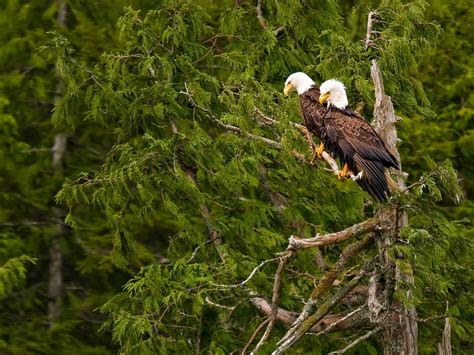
[{"left": 284, "top": 73, "right": 399, "bottom": 201}]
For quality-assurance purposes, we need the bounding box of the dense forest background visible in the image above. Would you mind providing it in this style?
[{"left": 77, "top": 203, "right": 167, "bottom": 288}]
[{"left": 0, "top": 0, "right": 472, "bottom": 353}]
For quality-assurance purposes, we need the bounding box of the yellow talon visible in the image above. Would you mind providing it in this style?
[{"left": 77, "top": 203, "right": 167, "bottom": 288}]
[
  {"left": 338, "top": 163, "right": 349, "bottom": 180},
  {"left": 316, "top": 143, "right": 325, "bottom": 158}
]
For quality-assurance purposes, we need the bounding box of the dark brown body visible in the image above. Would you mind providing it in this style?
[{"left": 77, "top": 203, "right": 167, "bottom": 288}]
[{"left": 299, "top": 86, "right": 399, "bottom": 201}]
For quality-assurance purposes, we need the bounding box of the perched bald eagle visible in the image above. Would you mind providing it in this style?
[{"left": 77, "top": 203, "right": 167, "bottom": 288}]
[{"left": 284, "top": 73, "right": 399, "bottom": 201}]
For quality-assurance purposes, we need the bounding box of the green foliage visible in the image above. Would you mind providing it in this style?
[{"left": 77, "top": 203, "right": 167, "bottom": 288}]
[
  {"left": 0, "top": 0, "right": 471, "bottom": 353},
  {"left": 0, "top": 256, "right": 35, "bottom": 299}
]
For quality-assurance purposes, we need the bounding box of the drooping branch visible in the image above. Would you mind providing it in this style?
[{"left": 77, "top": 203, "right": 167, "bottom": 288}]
[
  {"left": 180, "top": 85, "right": 348, "bottom": 181},
  {"left": 288, "top": 218, "right": 379, "bottom": 250}
]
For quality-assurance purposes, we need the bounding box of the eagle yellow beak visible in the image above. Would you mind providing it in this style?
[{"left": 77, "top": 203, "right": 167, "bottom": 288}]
[
  {"left": 283, "top": 83, "right": 294, "bottom": 96},
  {"left": 319, "top": 92, "right": 330, "bottom": 104}
]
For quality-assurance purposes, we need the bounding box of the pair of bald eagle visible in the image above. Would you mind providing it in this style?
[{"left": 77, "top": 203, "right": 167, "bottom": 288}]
[{"left": 284, "top": 72, "right": 399, "bottom": 201}]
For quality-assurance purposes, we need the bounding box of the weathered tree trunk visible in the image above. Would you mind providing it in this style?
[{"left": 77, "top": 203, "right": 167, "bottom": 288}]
[{"left": 371, "top": 60, "right": 418, "bottom": 354}]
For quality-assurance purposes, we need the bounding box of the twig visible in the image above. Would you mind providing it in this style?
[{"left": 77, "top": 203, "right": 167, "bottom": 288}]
[
  {"left": 328, "top": 327, "right": 382, "bottom": 354},
  {"left": 205, "top": 296, "right": 236, "bottom": 311},
  {"left": 314, "top": 305, "right": 366, "bottom": 337},
  {"left": 186, "top": 239, "right": 214, "bottom": 264},
  {"left": 242, "top": 318, "right": 270, "bottom": 354},
  {"left": 251, "top": 252, "right": 292, "bottom": 354},
  {"left": 213, "top": 257, "right": 279, "bottom": 289}
]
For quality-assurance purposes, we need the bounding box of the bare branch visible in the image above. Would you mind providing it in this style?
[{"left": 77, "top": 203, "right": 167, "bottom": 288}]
[
  {"left": 364, "top": 11, "right": 377, "bottom": 50},
  {"left": 205, "top": 297, "right": 236, "bottom": 311},
  {"left": 273, "top": 258, "right": 378, "bottom": 354},
  {"left": 288, "top": 218, "right": 379, "bottom": 250},
  {"left": 252, "top": 252, "right": 292, "bottom": 354},
  {"left": 185, "top": 169, "right": 228, "bottom": 263},
  {"left": 438, "top": 301, "right": 452, "bottom": 355},
  {"left": 242, "top": 318, "right": 270, "bottom": 355},
  {"left": 256, "top": 0, "right": 268, "bottom": 30},
  {"left": 328, "top": 327, "right": 382, "bottom": 354},
  {"left": 368, "top": 272, "right": 383, "bottom": 321},
  {"left": 314, "top": 305, "right": 366, "bottom": 337},
  {"left": 250, "top": 297, "right": 369, "bottom": 333},
  {"left": 275, "top": 232, "right": 376, "bottom": 348},
  {"left": 213, "top": 257, "right": 279, "bottom": 289}
]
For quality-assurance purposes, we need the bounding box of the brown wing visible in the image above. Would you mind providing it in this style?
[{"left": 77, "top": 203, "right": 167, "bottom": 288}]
[
  {"left": 300, "top": 87, "right": 325, "bottom": 138},
  {"left": 325, "top": 110, "right": 399, "bottom": 170}
]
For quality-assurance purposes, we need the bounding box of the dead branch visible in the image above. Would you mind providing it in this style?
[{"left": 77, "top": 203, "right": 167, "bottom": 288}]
[
  {"left": 288, "top": 218, "right": 379, "bottom": 250},
  {"left": 256, "top": 0, "right": 285, "bottom": 36},
  {"left": 250, "top": 297, "right": 369, "bottom": 334},
  {"left": 275, "top": 232, "right": 376, "bottom": 350},
  {"left": 242, "top": 318, "right": 270, "bottom": 354},
  {"left": 310, "top": 233, "right": 376, "bottom": 301},
  {"left": 205, "top": 296, "right": 236, "bottom": 311},
  {"left": 438, "top": 302, "right": 452, "bottom": 355},
  {"left": 314, "top": 249, "right": 329, "bottom": 272},
  {"left": 251, "top": 252, "right": 292, "bottom": 354},
  {"left": 368, "top": 272, "right": 383, "bottom": 321},
  {"left": 213, "top": 257, "right": 279, "bottom": 289},
  {"left": 364, "top": 11, "right": 377, "bottom": 50},
  {"left": 371, "top": 57, "right": 418, "bottom": 353},
  {"left": 256, "top": 0, "right": 268, "bottom": 29},
  {"left": 329, "top": 327, "right": 382, "bottom": 354},
  {"left": 273, "top": 258, "right": 378, "bottom": 354},
  {"left": 313, "top": 305, "right": 366, "bottom": 337}
]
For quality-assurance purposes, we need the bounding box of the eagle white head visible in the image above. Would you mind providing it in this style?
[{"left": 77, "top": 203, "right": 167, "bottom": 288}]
[
  {"left": 284, "top": 72, "right": 315, "bottom": 95},
  {"left": 319, "top": 79, "right": 348, "bottom": 109}
]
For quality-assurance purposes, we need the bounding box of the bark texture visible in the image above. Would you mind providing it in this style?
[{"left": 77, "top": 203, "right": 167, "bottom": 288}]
[{"left": 371, "top": 60, "right": 418, "bottom": 354}]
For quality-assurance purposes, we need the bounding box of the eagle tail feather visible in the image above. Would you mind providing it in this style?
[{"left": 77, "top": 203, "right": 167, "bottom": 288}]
[{"left": 354, "top": 156, "right": 390, "bottom": 201}]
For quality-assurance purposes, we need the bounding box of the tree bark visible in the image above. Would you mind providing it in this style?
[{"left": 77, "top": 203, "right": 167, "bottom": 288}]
[
  {"left": 371, "top": 60, "right": 418, "bottom": 354},
  {"left": 48, "top": 0, "right": 68, "bottom": 328}
]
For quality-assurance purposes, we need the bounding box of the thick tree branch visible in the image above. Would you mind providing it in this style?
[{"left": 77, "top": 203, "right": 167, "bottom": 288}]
[
  {"left": 250, "top": 297, "right": 369, "bottom": 334},
  {"left": 288, "top": 218, "right": 379, "bottom": 250}
]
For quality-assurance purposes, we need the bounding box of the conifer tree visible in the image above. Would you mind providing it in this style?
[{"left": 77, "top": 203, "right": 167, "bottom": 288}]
[{"left": 0, "top": 0, "right": 471, "bottom": 353}]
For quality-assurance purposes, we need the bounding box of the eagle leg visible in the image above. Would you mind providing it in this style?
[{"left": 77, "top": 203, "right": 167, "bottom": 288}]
[{"left": 338, "top": 163, "right": 349, "bottom": 180}]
